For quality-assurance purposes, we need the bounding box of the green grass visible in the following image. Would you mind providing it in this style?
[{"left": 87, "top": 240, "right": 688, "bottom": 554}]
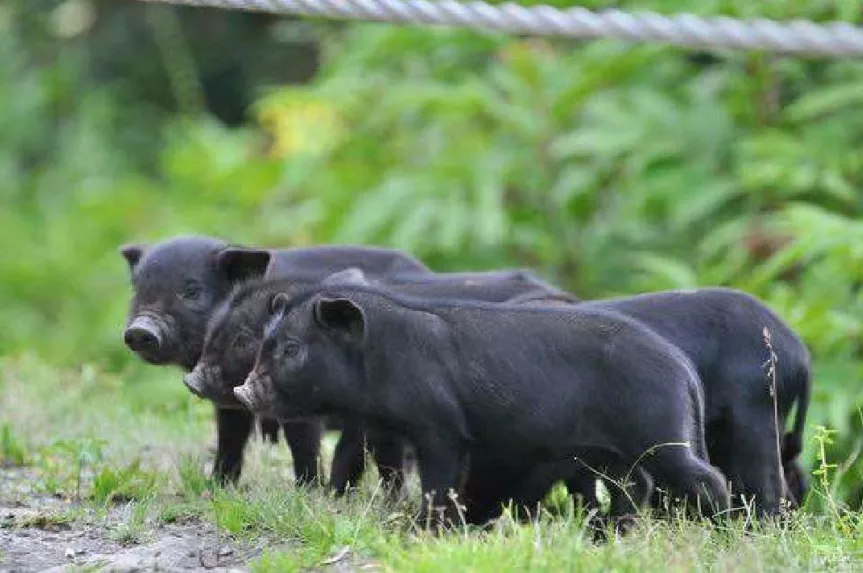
[
  {"left": 0, "top": 424, "right": 28, "bottom": 467},
  {"left": 2, "top": 355, "right": 862, "bottom": 572},
  {"left": 108, "top": 498, "right": 154, "bottom": 544},
  {"left": 90, "top": 460, "right": 162, "bottom": 505}
]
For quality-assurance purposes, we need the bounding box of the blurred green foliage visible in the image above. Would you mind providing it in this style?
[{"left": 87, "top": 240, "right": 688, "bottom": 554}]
[{"left": 1, "top": 1, "right": 861, "bottom": 503}]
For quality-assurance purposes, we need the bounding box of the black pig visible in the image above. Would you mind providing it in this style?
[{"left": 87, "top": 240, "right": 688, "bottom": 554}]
[
  {"left": 189, "top": 267, "right": 571, "bottom": 495},
  {"left": 120, "top": 235, "right": 428, "bottom": 485},
  {"left": 185, "top": 268, "right": 406, "bottom": 496},
  {"left": 235, "top": 285, "right": 730, "bottom": 528},
  {"left": 512, "top": 288, "right": 811, "bottom": 517}
]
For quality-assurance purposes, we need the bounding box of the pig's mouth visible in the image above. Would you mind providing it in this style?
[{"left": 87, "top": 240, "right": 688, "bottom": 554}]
[
  {"left": 182, "top": 364, "right": 210, "bottom": 398},
  {"left": 234, "top": 373, "right": 314, "bottom": 420},
  {"left": 234, "top": 373, "right": 275, "bottom": 415},
  {"left": 136, "top": 350, "right": 173, "bottom": 366},
  {"left": 183, "top": 363, "right": 243, "bottom": 407}
]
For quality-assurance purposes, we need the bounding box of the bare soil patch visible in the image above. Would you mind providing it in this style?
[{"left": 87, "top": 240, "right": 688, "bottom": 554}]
[{"left": 1, "top": 467, "right": 262, "bottom": 573}]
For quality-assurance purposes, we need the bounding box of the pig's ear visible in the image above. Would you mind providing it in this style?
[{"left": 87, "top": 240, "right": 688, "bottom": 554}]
[
  {"left": 216, "top": 248, "right": 271, "bottom": 283},
  {"left": 314, "top": 297, "right": 365, "bottom": 340},
  {"left": 120, "top": 244, "right": 146, "bottom": 271},
  {"left": 269, "top": 292, "right": 291, "bottom": 317},
  {"left": 321, "top": 268, "right": 370, "bottom": 287}
]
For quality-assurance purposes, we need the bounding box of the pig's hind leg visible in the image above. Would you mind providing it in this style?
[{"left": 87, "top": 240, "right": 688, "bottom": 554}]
[
  {"left": 641, "top": 446, "right": 730, "bottom": 520},
  {"left": 415, "top": 437, "right": 469, "bottom": 531}
]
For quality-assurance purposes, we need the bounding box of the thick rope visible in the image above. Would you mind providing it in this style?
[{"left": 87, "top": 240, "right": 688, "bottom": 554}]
[{"left": 136, "top": 0, "right": 863, "bottom": 56}]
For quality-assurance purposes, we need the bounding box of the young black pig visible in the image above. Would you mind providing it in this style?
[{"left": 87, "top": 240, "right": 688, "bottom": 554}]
[
  {"left": 188, "top": 267, "right": 571, "bottom": 495},
  {"left": 120, "top": 235, "right": 429, "bottom": 485},
  {"left": 512, "top": 288, "right": 812, "bottom": 517},
  {"left": 235, "top": 285, "right": 730, "bottom": 528}
]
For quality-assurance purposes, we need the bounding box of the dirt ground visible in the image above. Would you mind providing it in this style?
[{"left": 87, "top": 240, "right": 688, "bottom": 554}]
[{"left": 0, "top": 467, "right": 260, "bottom": 573}]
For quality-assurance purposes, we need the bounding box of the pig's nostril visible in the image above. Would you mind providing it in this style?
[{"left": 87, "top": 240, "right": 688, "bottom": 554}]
[{"left": 124, "top": 327, "right": 161, "bottom": 352}]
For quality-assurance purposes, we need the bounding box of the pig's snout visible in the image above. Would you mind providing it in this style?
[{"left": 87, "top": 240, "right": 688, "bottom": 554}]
[
  {"left": 183, "top": 367, "right": 206, "bottom": 398},
  {"left": 124, "top": 316, "right": 164, "bottom": 353},
  {"left": 233, "top": 383, "right": 256, "bottom": 411}
]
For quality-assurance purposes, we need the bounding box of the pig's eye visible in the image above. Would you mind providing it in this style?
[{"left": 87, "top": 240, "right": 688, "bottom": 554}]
[
  {"left": 281, "top": 340, "right": 301, "bottom": 358},
  {"left": 180, "top": 281, "right": 202, "bottom": 301}
]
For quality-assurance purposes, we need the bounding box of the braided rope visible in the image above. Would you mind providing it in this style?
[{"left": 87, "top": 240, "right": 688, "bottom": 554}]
[{"left": 136, "top": 0, "right": 863, "bottom": 56}]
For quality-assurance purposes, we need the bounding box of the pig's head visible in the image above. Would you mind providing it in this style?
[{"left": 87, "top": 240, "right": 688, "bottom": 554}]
[
  {"left": 120, "top": 236, "right": 272, "bottom": 370},
  {"left": 234, "top": 287, "right": 369, "bottom": 420},
  {"left": 184, "top": 279, "right": 283, "bottom": 406},
  {"left": 184, "top": 269, "right": 369, "bottom": 406}
]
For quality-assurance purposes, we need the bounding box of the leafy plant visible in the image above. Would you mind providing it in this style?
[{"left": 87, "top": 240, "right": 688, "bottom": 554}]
[
  {"left": 90, "top": 459, "right": 161, "bottom": 505},
  {"left": 177, "top": 454, "right": 212, "bottom": 499},
  {"left": 35, "top": 437, "right": 106, "bottom": 501}
]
